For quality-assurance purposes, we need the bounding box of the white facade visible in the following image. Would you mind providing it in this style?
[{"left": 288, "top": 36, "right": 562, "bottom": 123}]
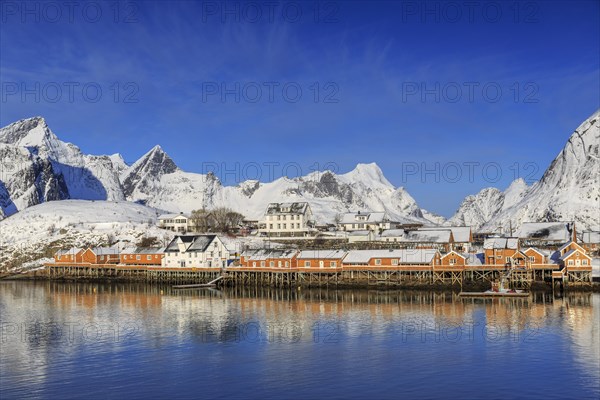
[
  {"left": 338, "top": 211, "right": 392, "bottom": 232},
  {"left": 158, "top": 213, "right": 192, "bottom": 233},
  {"left": 259, "top": 202, "right": 315, "bottom": 237},
  {"left": 162, "top": 234, "right": 230, "bottom": 268}
]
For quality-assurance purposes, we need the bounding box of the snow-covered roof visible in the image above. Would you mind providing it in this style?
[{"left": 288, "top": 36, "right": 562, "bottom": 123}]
[
  {"left": 403, "top": 230, "right": 452, "bottom": 243},
  {"left": 421, "top": 226, "right": 471, "bottom": 242},
  {"left": 297, "top": 250, "right": 347, "bottom": 259},
  {"left": 380, "top": 229, "right": 405, "bottom": 237},
  {"left": 165, "top": 235, "right": 218, "bottom": 253},
  {"left": 241, "top": 249, "right": 297, "bottom": 261},
  {"left": 516, "top": 222, "right": 574, "bottom": 241},
  {"left": 158, "top": 213, "right": 190, "bottom": 220},
  {"left": 340, "top": 211, "right": 387, "bottom": 224},
  {"left": 441, "top": 251, "right": 466, "bottom": 260},
  {"left": 343, "top": 249, "right": 438, "bottom": 264},
  {"left": 524, "top": 247, "right": 551, "bottom": 257},
  {"left": 560, "top": 249, "right": 590, "bottom": 260},
  {"left": 580, "top": 231, "right": 600, "bottom": 244},
  {"left": 265, "top": 202, "right": 309, "bottom": 215},
  {"left": 90, "top": 247, "right": 119, "bottom": 255},
  {"left": 483, "top": 237, "right": 518, "bottom": 250},
  {"left": 55, "top": 247, "right": 82, "bottom": 256},
  {"left": 134, "top": 247, "right": 164, "bottom": 254},
  {"left": 348, "top": 230, "right": 373, "bottom": 237}
]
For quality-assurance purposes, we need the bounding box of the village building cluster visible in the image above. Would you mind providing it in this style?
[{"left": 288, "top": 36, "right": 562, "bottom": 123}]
[{"left": 50, "top": 204, "right": 599, "bottom": 283}]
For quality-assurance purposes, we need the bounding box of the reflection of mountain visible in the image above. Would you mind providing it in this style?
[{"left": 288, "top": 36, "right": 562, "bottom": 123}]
[{"left": 1, "top": 282, "right": 599, "bottom": 398}]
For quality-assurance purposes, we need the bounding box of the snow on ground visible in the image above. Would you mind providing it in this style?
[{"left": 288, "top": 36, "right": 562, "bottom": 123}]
[{"left": 0, "top": 200, "right": 175, "bottom": 269}]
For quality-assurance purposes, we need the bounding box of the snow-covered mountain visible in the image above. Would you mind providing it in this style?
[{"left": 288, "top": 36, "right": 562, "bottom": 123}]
[
  {"left": 446, "top": 179, "right": 528, "bottom": 229},
  {"left": 450, "top": 110, "right": 600, "bottom": 232},
  {"left": 120, "top": 147, "right": 433, "bottom": 223},
  {"left": 0, "top": 117, "right": 124, "bottom": 216},
  {"left": 0, "top": 117, "right": 439, "bottom": 225}
]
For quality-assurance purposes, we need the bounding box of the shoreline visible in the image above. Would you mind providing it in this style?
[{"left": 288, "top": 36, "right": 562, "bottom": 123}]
[{"left": 3, "top": 270, "right": 598, "bottom": 293}]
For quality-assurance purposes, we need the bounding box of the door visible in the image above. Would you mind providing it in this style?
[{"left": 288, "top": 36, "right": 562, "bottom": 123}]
[{"left": 319, "top": 260, "right": 324, "bottom": 268}]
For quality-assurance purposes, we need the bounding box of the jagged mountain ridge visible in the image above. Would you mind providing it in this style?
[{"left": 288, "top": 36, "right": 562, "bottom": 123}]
[
  {"left": 449, "top": 110, "right": 600, "bottom": 232},
  {"left": 0, "top": 117, "right": 439, "bottom": 224}
]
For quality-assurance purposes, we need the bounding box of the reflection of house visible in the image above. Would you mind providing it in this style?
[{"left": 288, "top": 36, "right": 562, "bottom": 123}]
[
  {"left": 120, "top": 247, "right": 164, "bottom": 266},
  {"left": 338, "top": 211, "right": 395, "bottom": 232},
  {"left": 297, "top": 250, "right": 347, "bottom": 268},
  {"left": 163, "top": 235, "right": 229, "bottom": 268},
  {"left": 258, "top": 202, "right": 314, "bottom": 237},
  {"left": 158, "top": 212, "right": 192, "bottom": 233}
]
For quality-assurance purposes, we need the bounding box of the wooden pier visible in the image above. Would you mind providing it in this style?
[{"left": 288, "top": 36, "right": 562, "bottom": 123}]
[{"left": 39, "top": 262, "right": 592, "bottom": 288}]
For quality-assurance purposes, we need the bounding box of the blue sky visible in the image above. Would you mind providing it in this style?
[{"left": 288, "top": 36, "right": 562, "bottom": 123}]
[{"left": 1, "top": 0, "right": 599, "bottom": 217}]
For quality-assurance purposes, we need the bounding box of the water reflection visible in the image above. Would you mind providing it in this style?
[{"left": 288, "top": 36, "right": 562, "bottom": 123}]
[{"left": 1, "top": 281, "right": 598, "bottom": 399}]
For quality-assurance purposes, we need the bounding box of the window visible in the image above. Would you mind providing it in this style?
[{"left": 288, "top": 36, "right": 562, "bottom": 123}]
[
  {"left": 305, "top": 261, "right": 311, "bottom": 267},
  {"left": 283, "top": 223, "right": 287, "bottom": 229},
  {"left": 375, "top": 259, "right": 382, "bottom": 265},
  {"left": 269, "top": 224, "right": 273, "bottom": 229},
  {"left": 391, "top": 259, "right": 398, "bottom": 266},
  {"left": 270, "top": 261, "right": 275, "bottom": 267},
  {"left": 568, "top": 260, "right": 574, "bottom": 265},
  {"left": 136, "top": 255, "right": 141, "bottom": 260},
  {"left": 330, "top": 261, "right": 337, "bottom": 267},
  {"left": 505, "top": 257, "right": 510, "bottom": 263},
  {"left": 582, "top": 260, "right": 588, "bottom": 265},
  {"left": 277, "top": 224, "right": 281, "bottom": 229},
  {"left": 124, "top": 255, "right": 127, "bottom": 260},
  {"left": 252, "top": 262, "right": 256, "bottom": 267},
  {"left": 450, "top": 259, "right": 456, "bottom": 265},
  {"left": 147, "top": 255, "right": 152, "bottom": 261},
  {"left": 260, "top": 261, "right": 266, "bottom": 267},
  {"left": 529, "top": 256, "right": 535, "bottom": 262},
  {"left": 285, "top": 261, "right": 289, "bottom": 267}
]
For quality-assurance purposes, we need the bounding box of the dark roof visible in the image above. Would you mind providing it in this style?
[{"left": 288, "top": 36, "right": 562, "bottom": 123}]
[{"left": 165, "top": 235, "right": 218, "bottom": 253}]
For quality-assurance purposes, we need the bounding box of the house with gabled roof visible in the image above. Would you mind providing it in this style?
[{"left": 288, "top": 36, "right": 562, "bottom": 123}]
[
  {"left": 342, "top": 249, "right": 440, "bottom": 267},
  {"left": 483, "top": 237, "right": 519, "bottom": 266},
  {"left": 258, "top": 202, "right": 315, "bottom": 237},
  {"left": 297, "top": 250, "right": 347, "bottom": 269},
  {"left": 54, "top": 247, "right": 83, "bottom": 263},
  {"left": 80, "top": 247, "right": 120, "bottom": 264},
  {"left": 239, "top": 248, "right": 298, "bottom": 268},
  {"left": 120, "top": 247, "right": 164, "bottom": 266},
  {"left": 158, "top": 212, "right": 192, "bottom": 233},
  {"left": 163, "top": 234, "right": 229, "bottom": 268},
  {"left": 337, "top": 211, "right": 396, "bottom": 232}
]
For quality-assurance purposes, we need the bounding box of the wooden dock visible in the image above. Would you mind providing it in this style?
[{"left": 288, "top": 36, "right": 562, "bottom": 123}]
[
  {"left": 458, "top": 291, "right": 530, "bottom": 298},
  {"left": 172, "top": 275, "right": 225, "bottom": 289}
]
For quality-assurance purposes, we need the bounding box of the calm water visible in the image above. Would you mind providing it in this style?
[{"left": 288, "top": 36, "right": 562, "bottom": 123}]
[{"left": 1, "top": 282, "right": 598, "bottom": 400}]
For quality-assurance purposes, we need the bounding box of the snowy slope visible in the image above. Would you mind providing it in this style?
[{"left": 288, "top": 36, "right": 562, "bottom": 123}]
[
  {"left": 0, "top": 117, "right": 124, "bottom": 217},
  {"left": 449, "top": 110, "right": 599, "bottom": 232},
  {"left": 446, "top": 179, "right": 529, "bottom": 229},
  {"left": 0, "top": 200, "right": 174, "bottom": 269}
]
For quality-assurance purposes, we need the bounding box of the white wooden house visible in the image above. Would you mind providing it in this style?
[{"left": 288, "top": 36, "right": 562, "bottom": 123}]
[{"left": 162, "top": 234, "right": 229, "bottom": 268}]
